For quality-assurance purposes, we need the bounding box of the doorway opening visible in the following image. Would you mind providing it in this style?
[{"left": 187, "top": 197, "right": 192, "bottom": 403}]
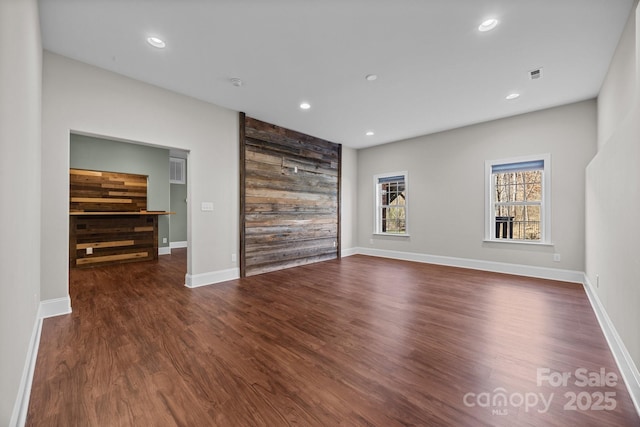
[{"left": 68, "top": 132, "right": 190, "bottom": 290}]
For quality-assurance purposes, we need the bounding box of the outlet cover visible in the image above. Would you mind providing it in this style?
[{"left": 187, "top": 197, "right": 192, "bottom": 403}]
[{"left": 201, "top": 202, "right": 214, "bottom": 211}]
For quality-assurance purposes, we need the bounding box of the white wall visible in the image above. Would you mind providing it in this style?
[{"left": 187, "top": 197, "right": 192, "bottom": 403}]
[
  {"left": 597, "top": 6, "right": 637, "bottom": 149},
  {"left": 357, "top": 100, "right": 597, "bottom": 272},
  {"left": 340, "top": 147, "right": 358, "bottom": 254},
  {"left": 587, "top": 0, "right": 640, "bottom": 384},
  {"left": 0, "top": 0, "right": 42, "bottom": 424},
  {"left": 41, "top": 52, "right": 239, "bottom": 299}
]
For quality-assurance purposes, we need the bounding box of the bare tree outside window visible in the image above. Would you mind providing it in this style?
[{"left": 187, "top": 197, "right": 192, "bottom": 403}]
[{"left": 494, "top": 170, "right": 542, "bottom": 240}]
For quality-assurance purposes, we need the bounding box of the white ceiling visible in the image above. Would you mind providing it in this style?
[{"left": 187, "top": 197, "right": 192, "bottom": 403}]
[{"left": 39, "top": 0, "right": 633, "bottom": 149}]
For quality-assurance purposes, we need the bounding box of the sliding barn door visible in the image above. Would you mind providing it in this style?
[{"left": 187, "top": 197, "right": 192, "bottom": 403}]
[{"left": 240, "top": 114, "right": 341, "bottom": 277}]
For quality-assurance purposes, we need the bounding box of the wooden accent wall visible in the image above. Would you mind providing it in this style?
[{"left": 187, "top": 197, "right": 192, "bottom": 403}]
[
  {"left": 70, "top": 168, "right": 147, "bottom": 212},
  {"left": 69, "top": 168, "right": 158, "bottom": 268},
  {"left": 240, "top": 114, "right": 341, "bottom": 277}
]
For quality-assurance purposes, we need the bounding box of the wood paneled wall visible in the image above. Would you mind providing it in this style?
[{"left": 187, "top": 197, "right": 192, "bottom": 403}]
[
  {"left": 241, "top": 114, "right": 341, "bottom": 277},
  {"left": 70, "top": 168, "right": 148, "bottom": 212}
]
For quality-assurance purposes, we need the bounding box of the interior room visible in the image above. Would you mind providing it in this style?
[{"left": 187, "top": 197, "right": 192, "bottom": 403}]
[{"left": 2, "top": 0, "right": 639, "bottom": 425}]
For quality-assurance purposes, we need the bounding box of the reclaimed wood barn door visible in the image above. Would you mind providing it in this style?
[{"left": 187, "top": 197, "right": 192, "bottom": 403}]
[{"left": 240, "top": 114, "right": 341, "bottom": 277}]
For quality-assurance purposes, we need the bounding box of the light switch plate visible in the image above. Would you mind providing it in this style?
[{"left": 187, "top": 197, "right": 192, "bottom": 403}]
[{"left": 201, "top": 202, "right": 214, "bottom": 211}]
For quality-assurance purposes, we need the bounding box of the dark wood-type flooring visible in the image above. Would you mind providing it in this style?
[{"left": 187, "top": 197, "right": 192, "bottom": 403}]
[{"left": 27, "top": 250, "right": 639, "bottom": 426}]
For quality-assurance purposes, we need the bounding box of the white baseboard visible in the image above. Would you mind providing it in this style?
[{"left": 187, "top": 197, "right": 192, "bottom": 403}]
[
  {"left": 354, "top": 247, "right": 584, "bottom": 283},
  {"left": 170, "top": 241, "right": 187, "bottom": 249},
  {"left": 341, "top": 247, "right": 358, "bottom": 258},
  {"left": 10, "top": 314, "right": 42, "bottom": 427},
  {"left": 38, "top": 296, "right": 72, "bottom": 319},
  {"left": 185, "top": 267, "right": 240, "bottom": 288},
  {"left": 158, "top": 247, "right": 172, "bottom": 256},
  {"left": 582, "top": 274, "right": 640, "bottom": 416}
]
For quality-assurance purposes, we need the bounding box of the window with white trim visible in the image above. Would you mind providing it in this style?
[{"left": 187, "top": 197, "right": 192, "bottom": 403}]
[
  {"left": 486, "top": 155, "right": 550, "bottom": 243},
  {"left": 374, "top": 172, "right": 408, "bottom": 235}
]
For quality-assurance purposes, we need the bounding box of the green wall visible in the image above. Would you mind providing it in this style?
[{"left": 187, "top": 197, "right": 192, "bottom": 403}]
[
  {"left": 170, "top": 176, "right": 187, "bottom": 243},
  {"left": 70, "top": 134, "right": 171, "bottom": 249}
]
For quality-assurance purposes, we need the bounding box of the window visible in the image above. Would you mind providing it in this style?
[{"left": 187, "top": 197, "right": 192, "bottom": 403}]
[
  {"left": 374, "top": 172, "right": 408, "bottom": 235},
  {"left": 170, "top": 157, "right": 186, "bottom": 184},
  {"left": 486, "top": 155, "right": 550, "bottom": 243}
]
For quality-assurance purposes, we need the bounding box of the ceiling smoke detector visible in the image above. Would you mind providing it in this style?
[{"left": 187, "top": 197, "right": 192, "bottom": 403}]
[
  {"left": 230, "top": 77, "right": 243, "bottom": 87},
  {"left": 529, "top": 68, "right": 543, "bottom": 80}
]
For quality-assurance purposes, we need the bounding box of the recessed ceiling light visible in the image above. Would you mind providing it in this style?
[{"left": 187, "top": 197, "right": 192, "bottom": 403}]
[
  {"left": 506, "top": 93, "right": 520, "bottom": 100},
  {"left": 365, "top": 74, "right": 378, "bottom": 82},
  {"left": 300, "top": 102, "right": 311, "bottom": 110},
  {"left": 366, "top": 131, "right": 375, "bottom": 136},
  {"left": 478, "top": 18, "right": 498, "bottom": 32},
  {"left": 147, "top": 36, "right": 166, "bottom": 48}
]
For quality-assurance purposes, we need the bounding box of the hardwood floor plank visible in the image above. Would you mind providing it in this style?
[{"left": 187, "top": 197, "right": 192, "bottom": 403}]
[{"left": 26, "top": 251, "right": 639, "bottom": 426}]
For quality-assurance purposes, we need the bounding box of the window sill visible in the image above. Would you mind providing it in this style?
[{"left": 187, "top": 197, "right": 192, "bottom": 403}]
[
  {"left": 483, "top": 239, "right": 554, "bottom": 247},
  {"left": 373, "top": 233, "right": 411, "bottom": 238}
]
